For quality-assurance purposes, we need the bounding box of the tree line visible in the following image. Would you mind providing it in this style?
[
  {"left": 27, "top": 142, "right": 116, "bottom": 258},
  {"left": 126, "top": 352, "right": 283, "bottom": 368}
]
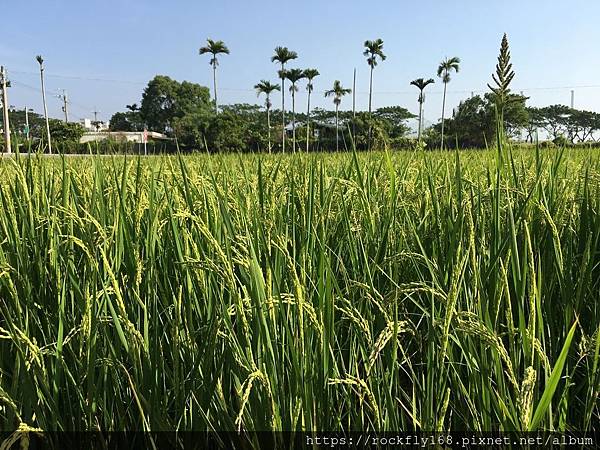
[
  {"left": 108, "top": 35, "right": 599, "bottom": 151},
  {"left": 108, "top": 74, "right": 417, "bottom": 152},
  {"left": 107, "top": 38, "right": 467, "bottom": 152},
  {"left": 4, "top": 34, "right": 599, "bottom": 152}
]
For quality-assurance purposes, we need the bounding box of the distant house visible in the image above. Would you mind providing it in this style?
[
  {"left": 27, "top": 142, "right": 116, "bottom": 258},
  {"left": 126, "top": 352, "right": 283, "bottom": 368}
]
[
  {"left": 285, "top": 120, "right": 337, "bottom": 136},
  {"left": 79, "top": 131, "right": 169, "bottom": 144},
  {"left": 79, "top": 118, "right": 109, "bottom": 132}
]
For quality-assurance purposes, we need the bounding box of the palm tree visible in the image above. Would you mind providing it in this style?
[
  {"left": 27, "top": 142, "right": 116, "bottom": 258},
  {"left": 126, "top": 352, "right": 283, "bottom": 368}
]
[
  {"left": 271, "top": 47, "right": 298, "bottom": 153},
  {"left": 283, "top": 68, "right": 305, "bottom": 153},
  {"left": 303, "top": 68, "right": 319, "bottom": 153},
  {"left": 410, "top": 78, "right": 435, "bottom": 142},
  {"left": 36, "top": 55, "right": 52, "bottom": 154},
  {"left": 363, "top": 39, "right": 386, "bottom": 115},
  {"left": 199, "top": 39, "right": 230, "bottom": 113},
  {"left": 325, "top": 80, "right": 352, "bottom": 151},
  {"left": 254, "top": 80, "right": 280, "bottom": 152},
  {"left": 437, "top": 56, "right": 460, "bottom": 148},
  {"left": 363, "top": 39, "right": 386, "bottom": 149}
]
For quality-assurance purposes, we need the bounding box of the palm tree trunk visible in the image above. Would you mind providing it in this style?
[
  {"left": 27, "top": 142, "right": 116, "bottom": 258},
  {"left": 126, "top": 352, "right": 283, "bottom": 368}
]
[
  {"left": 213, "top": 62, "right": 218, "bottom": 113},
  {"left": 335, "top": 105, "right": 339, "bottom": 152},
  {"left": 40, "top": 68, "right": 52, "bottom": 154},
  {"left": 281, "top": 63, "right": 286, "bottom": 153},
  {"left": 352, "top": 68, "right": 357, "bottom": 145},
  {"left": 306, "top": 90, "right": 311, "bottom": 153},
  {"left": 440, "top": 80, "right": 448, "bottom": 149},
  {"left": 368, "top": 65, "right": 374, "bottom": 150},
  {"left": 368, "top": 66, "right": 374, "bottom": 114},
  {"left": 418, "top": 97, "right": 423, "bottom": 142},
  {"left": 292, "top": 88, "right": 296, "bottom": 153},
  {"left": 267, "top": 101, "right": 271, "bottom": 153}
]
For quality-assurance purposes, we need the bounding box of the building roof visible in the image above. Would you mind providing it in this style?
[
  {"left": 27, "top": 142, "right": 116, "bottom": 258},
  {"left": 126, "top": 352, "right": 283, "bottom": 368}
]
[{"left": 80, "top": 131, "right": 169, "bottom": 144}]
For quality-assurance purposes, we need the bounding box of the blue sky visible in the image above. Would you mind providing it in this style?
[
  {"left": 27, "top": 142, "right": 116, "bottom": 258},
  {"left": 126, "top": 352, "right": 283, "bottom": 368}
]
[{"left": 2, "top": 0, "right": 600, "bottom": 124}]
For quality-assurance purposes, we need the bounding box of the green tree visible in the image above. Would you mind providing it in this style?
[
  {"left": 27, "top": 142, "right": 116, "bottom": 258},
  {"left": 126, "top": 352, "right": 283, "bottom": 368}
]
[
  {"left": 437, "top": 56, "right": 460, "bottom": 148},
  {"left": 283, "top": 68, "right": 305, "bottom": 153},
  {"left": 373, "top": 106, "right": 416, "bottom": 140},
  {"left": 434, "top": 93, "right": 528, "bottom": 148},
  {"left": 48, "top": 119, "right": 85, "bottom": 152},
  {"left": 525, "top": 107, "right": 544, "bottom": 143},
  {"left": 410, "top": 78, "right": 435, "bottom": 142},
  {"left": 303, "top": 68, "right": 320, "bottom": 153},
  {"left": 139, "top": 75, "right": 212, "bottom": 134},
  {"left": 199, "top": 39, "right": 230, "bottom": 113},
  {"left": 570, "top": 110, "right": 600, "bottom": 142},
  {"left": 271, "top": 46, "right": 298, "bottom": 153},
  {"left": 537, "top": 105, "right": 572, "bottom": 140},
  {"left": 535, "top": 105, "right": 599, "bottom": 143},
  {"left": 325, "top": 80, "right": 352, "bottom": 151},
  {"left": 109, "top": 104, "right": 145, "bottom": 132},
  {"left": 254, "top": 80, "right": 280, "bottom": 152},
  {"left": 4, "top": 108, "right": 45, "bottom": 141},
  {"left": 205, "top": 104, "right": 267, "bottom": 152},
  {"left": 171, "top": 110, "right": 213, "bottom": 149}
]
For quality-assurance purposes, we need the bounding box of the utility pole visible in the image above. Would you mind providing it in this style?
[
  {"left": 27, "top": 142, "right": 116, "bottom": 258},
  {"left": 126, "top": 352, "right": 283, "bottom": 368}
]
[
  {"left": 59, "top": 89, "right": 69, "bottom": 122},
  {"left": 92, "top": 107, "right": 100, "bottom": 131},
  {"left": 1, "top": 66, "right": 11, "bottom": 154},
  {"left": 36, "top": 55, "right": 52, "bottom": 154}
]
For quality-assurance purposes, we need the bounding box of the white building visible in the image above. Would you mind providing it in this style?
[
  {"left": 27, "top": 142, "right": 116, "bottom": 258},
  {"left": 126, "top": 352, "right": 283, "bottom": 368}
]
[
  {"left": 79, "top": 131, "right": 168, "bottom": 144},
  {"left": 80, "top": 118, "right": 109, "bottom": 132}
]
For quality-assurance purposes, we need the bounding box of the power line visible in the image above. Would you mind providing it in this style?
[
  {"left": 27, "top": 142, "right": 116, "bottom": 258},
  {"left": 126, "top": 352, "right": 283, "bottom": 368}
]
[
  {"left": 10, "top": 70, "right": 146, "bottom": 85},
  {"left": 8, "top": 70, "right": 600, "bottom": 95},
  {"left": 7, "top": 72, "right": 600, "bottom": 122},
  {"left": 10, "top": 79, "right": 96, "bottom": 115}
]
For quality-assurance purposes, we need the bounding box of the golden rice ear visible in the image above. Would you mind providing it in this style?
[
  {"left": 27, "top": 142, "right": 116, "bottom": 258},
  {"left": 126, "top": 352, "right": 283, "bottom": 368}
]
[{"left": 518, "top": 366, "right": 537, "bottom": 430}]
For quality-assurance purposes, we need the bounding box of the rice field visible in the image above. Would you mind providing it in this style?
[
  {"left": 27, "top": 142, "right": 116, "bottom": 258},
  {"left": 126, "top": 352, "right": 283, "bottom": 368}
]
[{"left": 0, "top": 147, "right": 598, "bottom": 435}]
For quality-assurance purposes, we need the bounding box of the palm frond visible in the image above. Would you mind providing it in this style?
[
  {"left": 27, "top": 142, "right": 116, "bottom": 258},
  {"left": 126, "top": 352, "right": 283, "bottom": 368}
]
[
  {"left": 303, "top": 69, "right": 320, "bottom": 81},
  {"left": 199, "top": 38, "right": 230, "bottom": 56},
  {"left": 410, "top": 78, "right": 435, "bottom": 91},
  {"left": 271, "top": 46, "right": 298, "bottom": 64},
  {"left": 325, "top": 80, "right": 351, "bottom": 104},
  {"left": 284, "top": 68, "right": 305, "bottom": 84},
  {"left": 255, "top": 80, "right": 280, "bottom": 97},
  {"left": 437, "top": 56, "right": 461, "bottom": 82},
  {"left": 364, "top": 38, "right": 386, "bottom": 66}
]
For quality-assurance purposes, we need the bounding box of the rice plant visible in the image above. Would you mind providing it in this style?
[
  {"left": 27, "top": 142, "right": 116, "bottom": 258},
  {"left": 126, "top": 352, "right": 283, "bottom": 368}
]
[{"left": 0, "top": 146, "right": 598, "bottom": 438}]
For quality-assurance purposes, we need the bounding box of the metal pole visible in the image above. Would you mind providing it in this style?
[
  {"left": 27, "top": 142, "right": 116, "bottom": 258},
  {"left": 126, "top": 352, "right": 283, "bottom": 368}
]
[
  {"left": 1, "top": 66, "right": 11, "bottom": 154},
  {"left": 25, "top": 107, "right": 30, "bottom": 141},
  {"left": 38, "top": 58, "right": 52, "bottom": 154},
  {"left": 92, "top": 108, "right": 101, "bottom": 131}
]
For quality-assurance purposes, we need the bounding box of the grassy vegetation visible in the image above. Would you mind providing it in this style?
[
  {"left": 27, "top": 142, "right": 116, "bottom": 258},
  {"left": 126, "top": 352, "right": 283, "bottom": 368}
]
[{"left": 0, "top": 147, "right": 598, "bottom": 434}]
